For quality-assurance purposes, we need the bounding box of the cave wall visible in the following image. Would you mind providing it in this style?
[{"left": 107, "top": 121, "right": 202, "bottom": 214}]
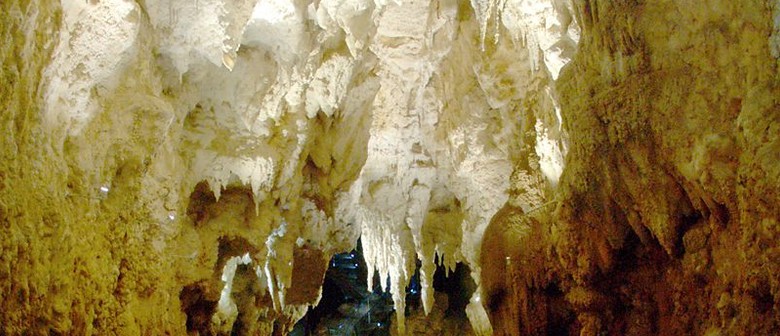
[
  {"left": 1, "top": 0, "right": 382, "bottom": 334},
  {"left": 1, "top": 0, "right": 778, "bottom": 335},
  {"left": 481, "top": 0, "right": 780, "bottom": 334}
]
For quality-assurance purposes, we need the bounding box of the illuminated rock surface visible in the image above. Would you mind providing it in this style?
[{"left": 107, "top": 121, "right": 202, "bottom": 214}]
[{"left": 0, "top": 0, "right": 778, "bottom": 335}]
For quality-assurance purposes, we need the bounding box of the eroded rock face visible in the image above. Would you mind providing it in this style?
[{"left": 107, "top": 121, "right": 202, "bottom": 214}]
[
  {"left": 482, "top": 1, "right": 780, "bottom": 335},
  {"left": 2, "top": 0, "right": 380, "bottom": 333},
  {"left": 1, "top": 0, "right": 778, "bottom": 335}
]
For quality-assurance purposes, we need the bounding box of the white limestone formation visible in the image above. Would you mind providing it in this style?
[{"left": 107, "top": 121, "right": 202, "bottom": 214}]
[{"left": 4, "top": 0, "right": 581, "bottom": 334}]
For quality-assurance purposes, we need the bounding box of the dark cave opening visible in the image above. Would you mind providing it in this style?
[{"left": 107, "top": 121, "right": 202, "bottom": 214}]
[
  {"left": 432, "top": 260, "right": 475, "bottom": 319},
  {"left": 541, "top": 282, "right": 574, "bottom": 336},
  {"left": 180, "top": 281, "right": 218, "bottom": 335},
  {"left": 289, "top": 242, "right": 478, "bottom": 335},
  {"left": 289, "top": 239, "right": 394, "bottom": 335}
]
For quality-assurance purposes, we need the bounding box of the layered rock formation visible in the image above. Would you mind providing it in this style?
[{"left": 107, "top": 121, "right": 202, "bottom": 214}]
[{"left": 1, "top": 0, "right": 778, "bottom": 335}]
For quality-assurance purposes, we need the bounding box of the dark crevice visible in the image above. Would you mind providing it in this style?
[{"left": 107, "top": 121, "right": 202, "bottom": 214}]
[
  {"left": 290, "top": 239, "right": 394, "bottom": 335},
  {"left": 216, "top": 236, "right": 256, "bottom": 272},
  {"left": 186, "top": 181, "right": 256, "bottom": 228},
  {"left": 749, "top": 277, "right": 774, "bottom": 314},
  {"left": 113, "top": 258, "right": 129, "bottom": 299},
  {"left": 675, "top": 210, "right": 703, "bottom": 257},
  {"left": 433, "top": 262, "right": 475, "bottom": 318},
  {"left": 230, "top": 318, "right": 245, "bottom": 336},
  {"left": 593, "top": 227, "right": 642, "bottom": 285},
  {"left": 544, "top": 282, "right": 574, "bottom": 336},
  {"left": 486, "top": 288, "right": 507, "bottom": 314},
  {"left": 180, "top": 281, "right": 218, "bottom": 336},
  {"left": 711, "top": 201, "right": 730, "bottom": 225},
  {"left": 187, "top": 181, "right": 216, "bottom": 226}
]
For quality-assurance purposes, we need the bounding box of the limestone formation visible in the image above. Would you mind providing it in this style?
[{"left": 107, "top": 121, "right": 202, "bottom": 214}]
[{"left": 1, "top": 0, "right": 778, "bottom": 335}]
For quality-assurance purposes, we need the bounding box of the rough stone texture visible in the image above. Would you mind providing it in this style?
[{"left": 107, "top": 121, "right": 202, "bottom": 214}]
[
  {"left": 1, "top": 0, "right": 778, "bottom": 335},
  {"left": 481, "top": 0, "right": 780, "bottom": 335},
  {"left": 2, "top": 0, "right": 380, "bottom": 334}
]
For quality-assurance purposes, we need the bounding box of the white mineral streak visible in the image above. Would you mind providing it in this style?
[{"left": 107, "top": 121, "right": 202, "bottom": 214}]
[
  {"left": 315, "top": 0, "right": 380, "bottom": 57},
  {"left": 305, "top": 56, "right": 355, "bottom": 118},
  {"left": 144, "top": 0, "right": 260, "bottom": 74},
  {"left": 214, "top": 253, "right": 253, "bottom": 332},
  {"left": 469, "top": 0, "right": 579, "bottom": 79},
  {"left": 535, "top": 119, "right": 565, "bottom": 186},
  {"left": 466, "top": 293, "right": 494, "bottom": 335},
  {"left": 44, "top": 0, "right": 140, "bottom": 136},
  {"left": 264, "top": 222, "right": 293, "bottom": 311},
  {"left": 243, "top": 0, "right": 308, "bottom": 64},
  {"left": 470, "top": 0, "right": 505, "bottom": 50},
  {"left": 771, "top": 0, "right": 780, "bottom": 58},
  {"left": 500, "top": 0, "right": 579, "bottom": 79}
]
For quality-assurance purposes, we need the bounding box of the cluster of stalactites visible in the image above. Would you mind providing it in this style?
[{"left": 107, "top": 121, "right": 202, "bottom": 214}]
[{"left": 345, "top": 1, "right": 579, "bottom": 335}]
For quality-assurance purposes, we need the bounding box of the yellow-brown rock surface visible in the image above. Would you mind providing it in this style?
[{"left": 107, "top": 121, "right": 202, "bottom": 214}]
[{"left": 482, "top": 1, "right": 780, "bottom": 335}]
